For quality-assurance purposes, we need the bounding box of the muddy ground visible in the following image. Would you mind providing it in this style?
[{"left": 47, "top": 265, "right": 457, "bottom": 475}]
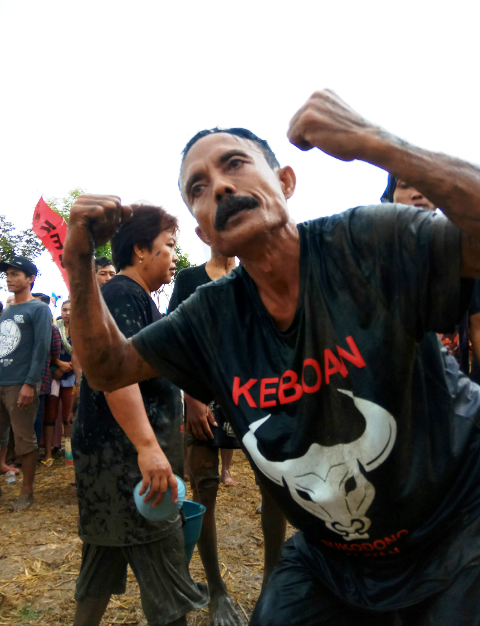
[{"left": 0, "top": 451, "right": 293, "bottom": 625}]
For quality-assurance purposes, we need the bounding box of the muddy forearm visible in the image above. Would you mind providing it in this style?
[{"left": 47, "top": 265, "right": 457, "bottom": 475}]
[
  {"left": 362, "top": 130, "right": 480, "bottom": 238},
  {"left": 65, "top": 252, "right": 128, "bottom": 390}
]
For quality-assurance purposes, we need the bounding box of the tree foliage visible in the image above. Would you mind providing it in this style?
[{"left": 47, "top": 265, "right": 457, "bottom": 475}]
[
  {"left": 174, "top": 245, "right": 194, "bottom": 280},
  {"left": 45, "top": 188, "right": 113, "bottom": 260},
  {"left": 0, "top": 214, "right": 45, "bottom": 264}
]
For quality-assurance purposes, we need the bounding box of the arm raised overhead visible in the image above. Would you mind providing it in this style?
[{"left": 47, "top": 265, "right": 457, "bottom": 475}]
[{"left": 288, "top": 89, "right": 480, "bottom": 277}]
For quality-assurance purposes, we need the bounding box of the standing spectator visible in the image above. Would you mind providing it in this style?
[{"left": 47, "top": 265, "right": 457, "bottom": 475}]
[
  {"left": 169, "top": 250, "right": 286, "bottom": 624},
  {"left": 43, "top": 301, "right": 75, "bottom": 465},
  {"left": 32, "top": 293, "right": 62, "bottom": 448},
  {"left": 72, "top": 204, "right": 207, "bottom": 626},
  {"left": 95, "top": 256, "right": 116, "bottom": 286},
  {"left": 0, "top": 295, "right": 15, "bottom": 472},
  {"left": 0, "top": 257, "right": 51, "bottom": 510}
]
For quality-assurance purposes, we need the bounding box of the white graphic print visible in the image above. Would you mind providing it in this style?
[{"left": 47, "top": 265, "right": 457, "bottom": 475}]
[
  {"left": 14, "top": 315, "right": 24, "bottom": 323},
  {"left": 0, "top": 319, "right": 21, "bottom": 357},
  {"left": 242, "top": 390, "right": 397, "bottom": 541}
]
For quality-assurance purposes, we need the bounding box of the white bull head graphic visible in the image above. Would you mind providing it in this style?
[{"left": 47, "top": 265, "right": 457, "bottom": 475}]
[{"left": 242, "top": 390, "right": 396, "bottom": 541}]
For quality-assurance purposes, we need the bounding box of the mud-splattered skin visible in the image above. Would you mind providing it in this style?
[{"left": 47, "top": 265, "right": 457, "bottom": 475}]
[{"left": 72, "top": 275, "right": 184, "bottom": 546}]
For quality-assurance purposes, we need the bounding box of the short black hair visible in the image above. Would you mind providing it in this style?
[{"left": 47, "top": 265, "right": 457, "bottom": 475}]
[
  {"left": 32, "top": 293, "right": 50, "bottom": 305},
  {"left": 181, "top": 127, "right": 280, "bottom": 171},
  {"left": 95, "top": 256, "right": 114, "bottom": 271},
  {"left": 112, "top": 204, "right": 178, "bottom": 271}
]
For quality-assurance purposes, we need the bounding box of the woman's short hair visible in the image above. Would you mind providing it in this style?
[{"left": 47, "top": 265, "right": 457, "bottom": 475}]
[{"left": 112, "top": 204, "right": 178, "bottom": 271}]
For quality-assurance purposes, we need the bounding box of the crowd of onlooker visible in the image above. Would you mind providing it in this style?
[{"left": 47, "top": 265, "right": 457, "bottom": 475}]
[{"left": 0, "top": 256, "right": 117, "bottom": 508}]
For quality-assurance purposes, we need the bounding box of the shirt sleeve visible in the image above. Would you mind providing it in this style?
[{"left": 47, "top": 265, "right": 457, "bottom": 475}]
[
  {"left": 25, "top": 305, "right": 53, "bottom": 386},
  {"left": 326, "top": 204, "right": 466, "bottom": 339},
  {"left": 51, "top": 325, "right": 61, "bottom": 361},
  {"left": 132, "top": 297, "right": 214, "bottom": 404}
]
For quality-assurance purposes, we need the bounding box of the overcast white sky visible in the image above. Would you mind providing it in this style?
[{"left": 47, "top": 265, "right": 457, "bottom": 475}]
[{"left": 1, "top": 0, "right": 478, "bottom": 310}]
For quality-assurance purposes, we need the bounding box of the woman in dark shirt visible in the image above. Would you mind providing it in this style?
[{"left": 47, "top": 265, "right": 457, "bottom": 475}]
[{"left": 72, "top": 205, "right": 207, "bottom": 626}]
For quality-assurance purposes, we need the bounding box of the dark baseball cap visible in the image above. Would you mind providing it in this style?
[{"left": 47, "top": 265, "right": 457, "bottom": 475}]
[{"left": 0, "top": 256, "right": 38, "bottom": 276}]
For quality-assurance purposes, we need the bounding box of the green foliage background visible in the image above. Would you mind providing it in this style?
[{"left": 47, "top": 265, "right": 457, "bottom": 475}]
[{"left": 0, "top": 215, "right": 44, "bottom": 264}]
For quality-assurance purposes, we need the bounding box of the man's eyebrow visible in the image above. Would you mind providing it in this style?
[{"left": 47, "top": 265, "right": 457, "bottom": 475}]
[
  {"left": 219, "top": 149, "right": 250, "bottom": 164},
  {"left": 185, "top": 172, "right": 203, "bottom": 196}
]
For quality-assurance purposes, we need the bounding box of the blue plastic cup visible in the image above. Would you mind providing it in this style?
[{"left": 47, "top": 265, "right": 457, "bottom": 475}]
[
  {"left": 182, "top": 500, "right": 206, "bottom": 563},
  {"left": 134, "top": 475, "right": 186, "bottom": 521}
]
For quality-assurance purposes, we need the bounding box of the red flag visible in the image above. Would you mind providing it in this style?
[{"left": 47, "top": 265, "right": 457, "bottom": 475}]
[{"left": 32, "top": 197, "right": 69, "bottom": 291}]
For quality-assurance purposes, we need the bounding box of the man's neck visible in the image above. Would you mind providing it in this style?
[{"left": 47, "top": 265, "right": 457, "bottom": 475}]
[
  {"left": 119, "top": 267, "right": 150, "bottom": 294},
  {"left": 13, "top": 291, "right": 34, "bottom": 305},
  {"left": 239, "top": 221, "right": 301, "bottom": 331},
  {"left": 205, "top": 254, "right": 236, "bottom": 280}
]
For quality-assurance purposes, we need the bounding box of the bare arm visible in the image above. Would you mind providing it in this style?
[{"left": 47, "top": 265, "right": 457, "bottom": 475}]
[
  {"left": 288, "top": 90, "right": 480, "bottom": 276},
  {"left": 106, "top": 385, "right": 178, "bottom": 505},
  {"left": 63, "top": 195, "right": 158, "bottom": 391}
]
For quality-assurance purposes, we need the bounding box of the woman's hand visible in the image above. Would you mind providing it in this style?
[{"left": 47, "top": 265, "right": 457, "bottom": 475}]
[
  {"left": 58, "top": 360, "right": 73, "bottom": 374},
  {"left": 137, "top": 440, "right": 178, "bottom": 507}
]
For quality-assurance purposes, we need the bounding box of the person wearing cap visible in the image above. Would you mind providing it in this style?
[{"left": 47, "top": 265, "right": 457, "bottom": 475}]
[{"left": 0, "top": 256, "right": 52, "bottom": 510}]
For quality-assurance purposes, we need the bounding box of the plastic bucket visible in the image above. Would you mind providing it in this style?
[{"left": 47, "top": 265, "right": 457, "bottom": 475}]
[{"left": 182, "top": 500, "right": 206, "bottom": 564}]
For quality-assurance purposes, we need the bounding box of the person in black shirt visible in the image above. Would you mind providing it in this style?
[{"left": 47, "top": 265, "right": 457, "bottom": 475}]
[
  {"left": 72, "top": 205, "right": 207, "bottom": 626},
  {"left": 65, "top": 91, "right": 480, "bottom": 625},
  {"left": 169, "top": 250, "right": 286, "bottom": 626},
  {"left": 381, "top": 173, "right": 478, "bottom": 378}
]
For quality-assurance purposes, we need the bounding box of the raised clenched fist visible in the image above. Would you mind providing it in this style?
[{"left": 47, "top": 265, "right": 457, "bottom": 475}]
[
  {"left": 64, "top": 195, "right": 132, "bottom": 266},
  {"left": 287, "top": 89, "right": 378, "bottom": 162}
]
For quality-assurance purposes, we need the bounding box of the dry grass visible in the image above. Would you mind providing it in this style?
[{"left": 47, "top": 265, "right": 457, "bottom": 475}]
[{"left": 0, "top": 451, "right": 292, "bottom": 625}]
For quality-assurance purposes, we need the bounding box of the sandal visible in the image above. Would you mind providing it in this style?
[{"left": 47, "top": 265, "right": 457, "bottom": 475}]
[{"left": 41, "top": 458, "right": 53, "bottom": 468}]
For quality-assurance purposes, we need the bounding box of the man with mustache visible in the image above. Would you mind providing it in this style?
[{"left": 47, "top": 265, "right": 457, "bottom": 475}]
[{"left": 64, "top": 90, "right": 480, "bottom": 624}]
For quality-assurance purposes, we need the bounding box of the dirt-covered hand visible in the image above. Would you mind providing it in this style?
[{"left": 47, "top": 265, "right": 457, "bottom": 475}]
[
  {"left": 287, "top": 89, "right": 377, "bottom": 161},
  {"left": 64, "top": 194, "right": 132, "bottom": 264},
  {"left": 137, "top": 441, "right": 177, "bottom": 507},
  {"left": 185, "top": 396, "right": 217, "bottom": 441}
]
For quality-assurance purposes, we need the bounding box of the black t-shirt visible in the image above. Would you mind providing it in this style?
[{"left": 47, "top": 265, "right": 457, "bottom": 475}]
[
  {"left": 168, "top": 264, "right": 212, "bottom": 313},
  {"left": 168, "top": 263, "right": 240, "bottom": 449},
  {"left": 72, "top": 274, "right": 184, "bottom": 546},
  {"left": 132, "top": 205, "right": 480, "bottom": 606}
]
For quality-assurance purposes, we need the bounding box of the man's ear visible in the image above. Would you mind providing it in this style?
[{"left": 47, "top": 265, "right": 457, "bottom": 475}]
[
  {"left": 195, "top": 225, "right": 211, "bottom": 246},
  {"left": 278, "top": 166, "right": 296, "bottom": 200}
]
